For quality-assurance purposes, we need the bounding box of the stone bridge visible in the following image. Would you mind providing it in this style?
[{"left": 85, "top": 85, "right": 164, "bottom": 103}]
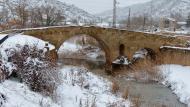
[{"left": 17, "top": 26, "right": 185, "bottom": 71}]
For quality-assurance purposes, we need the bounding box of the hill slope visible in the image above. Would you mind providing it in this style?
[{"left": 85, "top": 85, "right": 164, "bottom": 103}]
[
  {"left": 97, "top": 0, "right": 190, "bottom": 21},
  {"left": 0, "top": 0, "right": 99, "bottom": 24}
]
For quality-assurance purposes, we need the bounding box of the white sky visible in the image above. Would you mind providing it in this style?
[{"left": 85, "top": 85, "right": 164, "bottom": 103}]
[{"left": 59, "top": 0, "right": 151, "bottom": 14}]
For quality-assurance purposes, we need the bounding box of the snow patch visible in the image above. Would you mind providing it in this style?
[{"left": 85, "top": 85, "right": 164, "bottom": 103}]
[
  {"left": 160, "top": 46, "right": 190, "bottom": 51},
  {"left": 58, "top": 42, "right": 82, "bottom": 52},
  {"left": 0, "top": 80, "right": 59, "bottom": 107},
  {"left": 160, "top": 64, "right": 190, "bottom": 106}
]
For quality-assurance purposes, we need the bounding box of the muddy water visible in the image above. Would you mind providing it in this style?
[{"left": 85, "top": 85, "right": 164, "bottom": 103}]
[{"left": 59, "top": 58, "right": 187, "bottom": 107}]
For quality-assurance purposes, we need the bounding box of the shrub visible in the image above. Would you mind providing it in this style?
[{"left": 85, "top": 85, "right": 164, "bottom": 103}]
[
  {"left": 0, "top": 68, "right": 5, "bottom": 82},
  {"left": 21, "top": 56, "right": 60, "bottom": 96},
  {"left": 122, "top": 87, "right": 129, "bottom": 100},
  {"left": 159, "top": 52, "right": 190, "bottom": 66},
  {"left": 1, "top": 44, "right": 61, "bottom": 96},
  {"left": 0, "top": 93, "right": 6, "bottom": 106},
  {"left": 131, "top": 95, "right": 141, "bottom": 107},
  {"left": 131, "top": 59, "right": 162, "bottom": 82},
  {"left": 111, "top": 81, "right": 119, "bottom": 94}
]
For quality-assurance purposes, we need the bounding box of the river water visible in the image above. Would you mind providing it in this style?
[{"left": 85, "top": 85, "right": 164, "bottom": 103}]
[{"left": 59, "top": 58, "right": 187, "bottom": 107}]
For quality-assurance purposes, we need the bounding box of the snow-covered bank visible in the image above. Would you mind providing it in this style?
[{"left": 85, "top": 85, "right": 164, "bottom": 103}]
[
  {"left": 0, "top": 80, "right": 59, "bottom": 107},
  {"left": 160, "top": 65, "right": 190, "bottom": 106},
  {"left": 56, "top": 66, "right": 130, "bottom": 107}
]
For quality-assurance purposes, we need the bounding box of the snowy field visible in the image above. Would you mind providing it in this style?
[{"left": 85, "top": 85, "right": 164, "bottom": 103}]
[{"left": 160, "top": 65, "right": 190, "bottom": 106}]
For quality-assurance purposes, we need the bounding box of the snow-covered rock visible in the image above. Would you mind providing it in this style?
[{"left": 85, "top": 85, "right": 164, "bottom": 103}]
[
  {"left": 112, "top": 56, "right": 131, "bottom": 65},
  {"left": 160, "top": 64, "right": 190, "bottom": 106}
]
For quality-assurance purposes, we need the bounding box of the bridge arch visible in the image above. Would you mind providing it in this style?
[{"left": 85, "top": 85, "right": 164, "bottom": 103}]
[{"left": 55, "top": 33, "right": 113, "bottom": 72}]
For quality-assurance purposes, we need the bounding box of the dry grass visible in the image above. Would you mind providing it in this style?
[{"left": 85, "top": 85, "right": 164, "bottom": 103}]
[
  {"left": 159, "top": 52, "right": 190, "bottom": 66},
  {"left": 111, "top": 81, "right": 120, "bottom": 94},
  {"left": 130, "top": 59, "right": 162, "bottom": 82},
  {"left": 126, "top": 46, "right": 190, "bottom": 79},
  {"left": 131, "top": 95, "right": 141, "bottom": 107},
  {"left": 78, "top": 97, "right": 97, "bottom": 107},
  {"left": 127, "top": 50, "right": 190, "bottom": 82},
  {"left": 0, "top": 70, "right": 6, "bottom": 83},
  {"left": 122, "top": 87, "right": 129, "bottom": 100}
]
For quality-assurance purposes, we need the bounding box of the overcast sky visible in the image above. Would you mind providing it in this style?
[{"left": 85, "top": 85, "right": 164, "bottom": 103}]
[{"left": 59, "top": 0, "right": 151, "bottom": 14}]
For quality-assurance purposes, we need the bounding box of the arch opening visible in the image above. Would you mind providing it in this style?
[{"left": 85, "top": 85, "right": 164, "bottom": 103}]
[
  {"left": 132, "top": 48, "right": 157, "bottom": 63},
  {"left": 57, "top": 34, "right": 112, "bottom": 70},
  {"left": 119, "top": 44, "right": 125, "bottom": 56}
]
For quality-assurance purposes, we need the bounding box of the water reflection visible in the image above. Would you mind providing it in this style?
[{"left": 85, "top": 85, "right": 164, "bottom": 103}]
[{"left": 59, "top": 58, "right": 105, "bottom": 70}]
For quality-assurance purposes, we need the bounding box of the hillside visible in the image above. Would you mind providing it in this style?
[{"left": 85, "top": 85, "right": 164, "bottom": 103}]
[{"left": 97, "top": 0, "right": 190, "bottom": 22}]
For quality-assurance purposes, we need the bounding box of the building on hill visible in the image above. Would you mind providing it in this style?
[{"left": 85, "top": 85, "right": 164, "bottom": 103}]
[
  {"left": 177, "top": 22, "right": 187, "bottom": 29},
  {"left": 159, "top": 17, "right": 177, "bottom": 32}
]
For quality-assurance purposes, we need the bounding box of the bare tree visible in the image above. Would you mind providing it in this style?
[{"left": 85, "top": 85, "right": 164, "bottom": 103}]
[
  {"left": 127, "top": 8, "right": 131, "bottom": 29},
  {"left": 143, "top": 14, "right": 147, "bottom": 31},
  {"left": 150, "top": 0, "right": 153, "bottom": 32},
  {"left": 41, "top": 5, "right": 64, "bottom": 26},
  {"left": 0, "top": 0, "right": 10, "bottom": 30},
  {"left": 14, "top": 0, "right": 29, "bottom": 27},
  {"left": 28, "top": 7, "right": 44, "bottom": 27}
]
